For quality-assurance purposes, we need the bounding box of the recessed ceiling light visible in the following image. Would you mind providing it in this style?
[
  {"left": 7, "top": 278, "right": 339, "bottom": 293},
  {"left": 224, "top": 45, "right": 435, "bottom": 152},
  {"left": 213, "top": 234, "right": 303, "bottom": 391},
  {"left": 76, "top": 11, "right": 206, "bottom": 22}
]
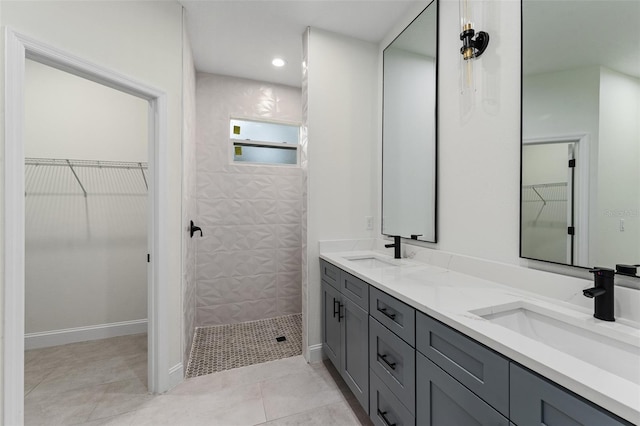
[{"left": 272, "top": 58, "right": 286, "bottom": 67}]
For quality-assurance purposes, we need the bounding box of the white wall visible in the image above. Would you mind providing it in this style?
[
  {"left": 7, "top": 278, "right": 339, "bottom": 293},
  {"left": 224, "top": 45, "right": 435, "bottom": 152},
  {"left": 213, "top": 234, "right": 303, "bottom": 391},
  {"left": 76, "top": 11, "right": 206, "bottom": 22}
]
[
  {"left": 598, "top": 68, "right": 640, "bottom": 266},
  {"left": 23, "top": 60, "right": 148, "bottom": 336},
  {"left": 0, "top": 0, "right": 186, "bottom": 410},
  {"left": 25, "top": 60, "right": 148, "bottom": 162},
  {"left": 304, "top": 28, "right": 378, "bottom": 356},
  {"left": 195, "top": 73, "right": 302, "bottom": 325}
]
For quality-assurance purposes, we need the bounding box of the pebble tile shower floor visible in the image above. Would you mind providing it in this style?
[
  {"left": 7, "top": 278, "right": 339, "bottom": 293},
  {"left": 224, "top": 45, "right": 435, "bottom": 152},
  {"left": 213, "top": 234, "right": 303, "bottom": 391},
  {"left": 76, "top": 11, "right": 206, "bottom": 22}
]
[{"left": 186, "top": 313, "right": 302, "bottom": 378}]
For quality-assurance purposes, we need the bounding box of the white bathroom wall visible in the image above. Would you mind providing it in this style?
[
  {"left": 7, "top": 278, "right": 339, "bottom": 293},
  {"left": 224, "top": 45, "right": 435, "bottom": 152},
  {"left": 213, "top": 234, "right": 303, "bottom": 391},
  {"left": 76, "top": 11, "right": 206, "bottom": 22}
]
[
  {"left": 304, "top": 28, "right": 378, "bottom": 359},
  {"left": 597, "top": 68, "right": 640, "bottom": 267},
  {"left": 24, "top": 60, "right": 148, "bottom": 338},
  {"left": 24, "top": 60, "right": 148, "bottom": 162},
  {"left": 182, "top": 11, "right": 198, "bottom": 365},
  {"left": 195, "top": 73, "right": 302, "bottom": 326},
  {"left": 0, "top": 0, "right": 186, "bottom": 406}
]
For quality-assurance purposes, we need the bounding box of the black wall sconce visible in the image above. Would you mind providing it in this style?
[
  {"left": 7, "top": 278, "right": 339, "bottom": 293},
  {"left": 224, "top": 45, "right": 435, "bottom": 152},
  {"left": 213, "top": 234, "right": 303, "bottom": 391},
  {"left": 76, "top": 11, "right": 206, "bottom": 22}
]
[
  {"left": 459, "top": 0, "right": 490, "bottom": 96},
  {"left": 460, "top": 25, "right": 489, "bottom": 60}
]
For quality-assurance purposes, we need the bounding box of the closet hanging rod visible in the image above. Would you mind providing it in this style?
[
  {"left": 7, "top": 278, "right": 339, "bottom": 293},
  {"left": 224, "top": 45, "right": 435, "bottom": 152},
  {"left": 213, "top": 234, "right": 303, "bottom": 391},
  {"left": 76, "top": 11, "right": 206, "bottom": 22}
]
[{"left": 25, "top": 158, "right": 148, "bottom": 170}]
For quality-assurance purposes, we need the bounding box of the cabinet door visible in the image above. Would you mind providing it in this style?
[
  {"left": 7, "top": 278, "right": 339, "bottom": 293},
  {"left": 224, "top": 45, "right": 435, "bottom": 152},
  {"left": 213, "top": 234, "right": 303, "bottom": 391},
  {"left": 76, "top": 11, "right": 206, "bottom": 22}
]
[
  {"left": 341, "top": 297, "right": 369, "bottom": 413},
  {"left": 510, "top": 364, "right": 631, "bottom": 426},
  {"left": 370, "top": 317, "right": 415, "bottom": 414},
  {"left": 370, "top": 370, "right": 415, "bottom": 426},
  {"left": 416, "top": 352, "right": 509, "bottom": 426},
  {"left": 321, "top": 280, "right": 341, "bottom": 370}
]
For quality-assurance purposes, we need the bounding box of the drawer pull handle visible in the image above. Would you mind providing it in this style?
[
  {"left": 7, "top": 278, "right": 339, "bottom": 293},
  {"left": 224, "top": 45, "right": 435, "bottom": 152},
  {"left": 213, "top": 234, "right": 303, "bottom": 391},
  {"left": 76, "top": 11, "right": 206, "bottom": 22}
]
[
  {"left": 378, "top": 307, "right": 396, "bottom": 320},
  {"left": 377, "top": 410, "right": 397, "bottom": 426},
  {"left": 377, "top": 353, "right": 397, "bottom": 370},
  {"left": 338, "top": 302, "right": 344, "bottom": 322},
  {"left": 333, "top": 298, "right": 339, "bottom": 318}
]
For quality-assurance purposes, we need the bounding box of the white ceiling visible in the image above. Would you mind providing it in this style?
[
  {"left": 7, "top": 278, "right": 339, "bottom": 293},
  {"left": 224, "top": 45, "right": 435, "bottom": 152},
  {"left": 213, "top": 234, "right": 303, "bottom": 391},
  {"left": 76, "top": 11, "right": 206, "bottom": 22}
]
[
  {"left": 181, "top": 0, "right": 421, "bottom": 88},
  {"left": 523, "top": 0, "right": 640, "bottom": 78}
]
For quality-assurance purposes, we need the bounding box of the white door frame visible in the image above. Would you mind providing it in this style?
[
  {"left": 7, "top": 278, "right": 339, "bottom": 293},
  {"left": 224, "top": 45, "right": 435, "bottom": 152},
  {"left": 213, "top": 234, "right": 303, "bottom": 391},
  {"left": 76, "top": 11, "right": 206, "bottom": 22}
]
[
  {"left": 4, "top": 28, "right": 170, "bottom": 424},
  {"left": 523, "top": 134, "right": 590, "bottom": 266}
]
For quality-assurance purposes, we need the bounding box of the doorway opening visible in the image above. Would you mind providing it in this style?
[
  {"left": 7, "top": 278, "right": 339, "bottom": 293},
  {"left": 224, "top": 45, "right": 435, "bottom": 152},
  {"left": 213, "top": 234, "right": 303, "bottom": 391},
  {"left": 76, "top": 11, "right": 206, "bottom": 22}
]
[
  {"left": 4, "top": 29, "right": 170, "bottom": 425},
  {"left": 521, "top": 135, "right": 590, "bottom": 266}
]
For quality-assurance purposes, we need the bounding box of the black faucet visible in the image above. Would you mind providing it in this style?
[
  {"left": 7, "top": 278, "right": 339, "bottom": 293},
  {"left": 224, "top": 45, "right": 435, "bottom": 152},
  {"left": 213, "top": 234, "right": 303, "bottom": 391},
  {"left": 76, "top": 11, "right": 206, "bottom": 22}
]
[
  {"left": 583, "top": 267, "right": 615, "bottom": 321},
  {"left": 385, "top": 236, "right": 402, "bottom": 259}
]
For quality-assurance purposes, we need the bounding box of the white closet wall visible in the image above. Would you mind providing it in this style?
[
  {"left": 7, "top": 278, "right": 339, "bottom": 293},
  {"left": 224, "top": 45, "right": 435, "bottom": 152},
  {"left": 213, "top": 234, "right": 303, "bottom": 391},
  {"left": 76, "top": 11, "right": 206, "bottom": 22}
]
[{"left": 24, "top": 60, "right": 148, "bottom": 346}]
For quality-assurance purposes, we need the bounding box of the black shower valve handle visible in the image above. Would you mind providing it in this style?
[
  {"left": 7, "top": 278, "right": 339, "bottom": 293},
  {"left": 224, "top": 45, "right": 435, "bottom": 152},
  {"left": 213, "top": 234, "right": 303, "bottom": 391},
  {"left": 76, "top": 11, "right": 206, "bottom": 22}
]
[{"left": 190, "top": 220, "right": 203, "bottom": 238}]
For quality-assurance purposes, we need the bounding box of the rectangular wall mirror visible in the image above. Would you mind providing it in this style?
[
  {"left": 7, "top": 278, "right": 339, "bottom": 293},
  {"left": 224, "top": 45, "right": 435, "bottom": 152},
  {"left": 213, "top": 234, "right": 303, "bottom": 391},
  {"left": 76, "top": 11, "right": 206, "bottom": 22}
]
[
  {"left": 521, "top": 0, "right": 640, "bottom": 270},
  {"left": 382, "top": 0, "right": 438, "bottom": 243}
]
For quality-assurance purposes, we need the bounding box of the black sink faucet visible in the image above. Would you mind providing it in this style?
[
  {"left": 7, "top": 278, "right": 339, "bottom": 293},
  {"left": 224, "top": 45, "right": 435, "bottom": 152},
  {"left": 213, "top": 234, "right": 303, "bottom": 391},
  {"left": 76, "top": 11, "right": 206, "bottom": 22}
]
[
  {"left": 583, "top": 267, "right": 615, "bottom": 321},
  {"left": 385, "top": 235, "right": 402, "bottom": 259}
]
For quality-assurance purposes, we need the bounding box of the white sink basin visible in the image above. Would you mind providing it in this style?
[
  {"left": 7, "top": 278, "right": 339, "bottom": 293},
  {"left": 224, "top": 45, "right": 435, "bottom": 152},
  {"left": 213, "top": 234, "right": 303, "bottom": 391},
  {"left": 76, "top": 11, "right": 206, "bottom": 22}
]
[
  {"left": 343, "top": 255, "right": 399, "bottom": 268},
  {"left": 471, "top": 301, "right": 640, "bottom": 385}
]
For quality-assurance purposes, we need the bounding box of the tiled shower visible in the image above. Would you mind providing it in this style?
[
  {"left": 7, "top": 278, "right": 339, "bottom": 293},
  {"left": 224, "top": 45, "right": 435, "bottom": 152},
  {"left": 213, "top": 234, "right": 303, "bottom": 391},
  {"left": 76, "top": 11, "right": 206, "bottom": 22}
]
[{"left": 193, "top": 73, "right": 303, "bottom": 328}]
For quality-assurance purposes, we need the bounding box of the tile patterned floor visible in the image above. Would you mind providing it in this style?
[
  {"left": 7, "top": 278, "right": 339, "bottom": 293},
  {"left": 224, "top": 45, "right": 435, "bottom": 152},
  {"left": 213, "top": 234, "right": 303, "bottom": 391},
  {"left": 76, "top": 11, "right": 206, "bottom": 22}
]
[
  {"left": 24, "top": 333, "right": 371, "bottom": 425},
  {"left": 186, "top": 314, "right": 302, "bottom": 378}
]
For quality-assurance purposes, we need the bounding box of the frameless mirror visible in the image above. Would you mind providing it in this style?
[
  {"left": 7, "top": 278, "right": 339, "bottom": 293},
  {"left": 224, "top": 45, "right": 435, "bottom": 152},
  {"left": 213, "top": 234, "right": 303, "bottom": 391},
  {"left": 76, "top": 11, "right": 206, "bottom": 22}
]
[
  {"left": 521, "top": 0, "right": 640, "bottom": 269},
  {"left": 382, "top": 0, "right": 438, "bottom": 242}
]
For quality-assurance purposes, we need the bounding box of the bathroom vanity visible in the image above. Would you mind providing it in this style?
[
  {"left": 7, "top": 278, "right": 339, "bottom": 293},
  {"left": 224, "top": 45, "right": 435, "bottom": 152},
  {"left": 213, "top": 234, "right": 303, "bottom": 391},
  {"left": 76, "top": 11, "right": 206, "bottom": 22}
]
[{"left": 319, "top": 254, "right": 640, "bottom": 426}]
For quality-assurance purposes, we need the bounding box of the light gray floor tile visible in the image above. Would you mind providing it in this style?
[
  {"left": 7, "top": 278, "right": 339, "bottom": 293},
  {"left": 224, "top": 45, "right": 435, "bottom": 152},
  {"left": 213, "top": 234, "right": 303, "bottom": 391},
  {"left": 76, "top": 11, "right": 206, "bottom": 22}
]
[
  {"left": 171, "top": 355, "right": 308, "bottom": 396},
  {"left": 260, "top": 365, "right": 346, "bottom": 420},
  {"left": 87, "top": 378, "right": 153, "bottom": 421},
  {"left": 126, "top": 384, "right": 266, "bottom": 426},
  {"left": 257, "top": 400, "right": 364, "bottom": 425},
  {"left": 24, "top": 382, "right": 109, "bottom": 426}
]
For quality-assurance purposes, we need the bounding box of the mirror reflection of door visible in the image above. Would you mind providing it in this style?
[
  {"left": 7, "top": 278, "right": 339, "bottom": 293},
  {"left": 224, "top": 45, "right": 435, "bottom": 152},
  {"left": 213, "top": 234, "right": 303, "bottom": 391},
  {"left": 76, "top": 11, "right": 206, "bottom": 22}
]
[{"left": 521, "top": 141, "right": 577, "bottom": 264}]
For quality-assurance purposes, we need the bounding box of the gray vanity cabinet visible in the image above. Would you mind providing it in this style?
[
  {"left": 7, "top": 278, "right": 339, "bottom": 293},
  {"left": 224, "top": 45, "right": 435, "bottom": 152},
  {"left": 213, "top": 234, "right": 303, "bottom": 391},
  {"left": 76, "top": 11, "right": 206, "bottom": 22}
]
[
  {"left": 416, "top": 312, "right": 509, "bottom": 417},
  {"left": 321, "top": 280, "right": 341, "bottom": 368},
  {"left": 320, "top": 258, "right": 632, "bottom": 426},
  {"left": 510, "top": 364, "right": 631, "bottom": 426},
  {"left": 341, "top": 296, "right": 369, "bottom": 411},
  {"left": 320, "top": 260, "right": 369, "bottom": 413},
  {"left": 417, "top": 352, "right": 509, "bottom": 426}
]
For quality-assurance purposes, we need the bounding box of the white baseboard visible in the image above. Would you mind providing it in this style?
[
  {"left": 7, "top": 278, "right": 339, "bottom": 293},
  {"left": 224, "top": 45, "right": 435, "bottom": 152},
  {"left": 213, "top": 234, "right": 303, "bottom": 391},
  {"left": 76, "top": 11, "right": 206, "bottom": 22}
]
[
  {"left": 25, "top": 319, "right": 148, "bottom": 350},
  {"left": 308, "top": 344, "right": 324, "bottom": 363},
  {"left": 168, "top": 363, "right": 184, "bottom": 389}
]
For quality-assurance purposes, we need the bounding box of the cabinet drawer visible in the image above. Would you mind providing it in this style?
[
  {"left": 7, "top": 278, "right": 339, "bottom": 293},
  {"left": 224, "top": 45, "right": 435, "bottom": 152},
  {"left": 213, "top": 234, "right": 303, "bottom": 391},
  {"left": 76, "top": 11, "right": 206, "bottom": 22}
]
[
  {"left": 510, "top": 364, "right": 632, "bottom": 426},
  {"left": 370, "top": 317, "right": 415, "bottom": 414},
  {"left": 341, "top": 271, "right": 369, "bottom": 310},
  {"left": 320, "top": 259, "right": 340, "bottom": 290},
  {"left": 416, "top": 352, "right": 508, "bottom": 426},
  {"left": 370, "top": 286, "right": 415, "bottom": 346},
  {"left": 416, "top": 312, "right": 509, "bottom": 417},
  {"left": 370, "top": 370, "right": 415, "bottom": 426}
]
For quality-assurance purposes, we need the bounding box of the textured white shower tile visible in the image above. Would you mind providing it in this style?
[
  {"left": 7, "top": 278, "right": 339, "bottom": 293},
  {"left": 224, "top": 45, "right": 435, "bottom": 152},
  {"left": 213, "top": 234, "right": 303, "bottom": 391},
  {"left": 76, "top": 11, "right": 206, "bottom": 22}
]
[
  {"left": 196, "top": 299, "right": 279, "bottom": 326},
  {"left": 277, "top": 271, "right": 302, "bottom": 297},
  {"left": 197, "top": 227, "right": 238, "bottom": 254},
  {"left": 196, "top": 274, "right": 277, "bottom": 307},
  {"left": 277, "top": 248, "right": 302, "bottom": 273},
  {"left": 196, "top": 252, "right": 233, "bottom": 280},
  {"left": 233, "top": 225, "right": 278, "bottom": 251},
  {"left": 276, "top": 224, "right": 302, "bottom": 248},
  {"left": 277, "top": 296, "right": 302, "bottom": 316},
  {"left": 249, "top": 199, "right": 279, "bottom": 224},
  {"left": 276, "top": 199, "right": 302, "bottom": 224},
  {"left": 274, "top": 175, "right": 302, "bottom": 200},
  {"left": 234, "top": 175, "right": 277, "bottom": 200},
  {"left": 227, "top": 249, "right": 277, "bottom": 277},
  {"left": 197, "top": 172, "right": 235, "bottom": 200}
]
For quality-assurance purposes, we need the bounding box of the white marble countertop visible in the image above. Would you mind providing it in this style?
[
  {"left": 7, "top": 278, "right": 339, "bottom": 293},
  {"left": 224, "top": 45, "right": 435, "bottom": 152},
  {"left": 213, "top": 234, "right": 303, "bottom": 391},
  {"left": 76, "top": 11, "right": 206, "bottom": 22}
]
[{"left": 320, "top": 250, "right": 640, "bottom": 424}]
